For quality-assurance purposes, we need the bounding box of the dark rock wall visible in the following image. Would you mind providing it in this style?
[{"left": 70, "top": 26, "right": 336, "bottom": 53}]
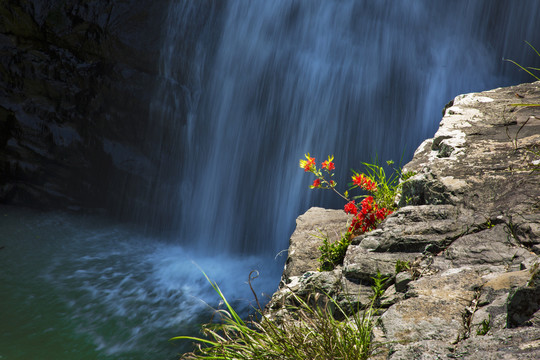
[{"left": 0, "top": 0, "right": 167, "bottom": 211}]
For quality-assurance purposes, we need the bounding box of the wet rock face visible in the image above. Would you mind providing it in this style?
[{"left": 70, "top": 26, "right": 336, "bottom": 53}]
[
  {"left": 268, "top": 82, "right": 540, "bottom": 358},
  {"left": 0, "top": 0, "right": 166, "bottom": 210}
]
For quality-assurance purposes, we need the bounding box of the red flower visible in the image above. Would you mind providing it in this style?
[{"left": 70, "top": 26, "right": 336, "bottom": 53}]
[
  {"left": 352, "top": 174, "right": 365, "bottom": 187},
  {"left": 346, "top": 195, "right": 389, "bottom": 235},
  {"left": 363, "top": 179, "right": 377, "bottom": 192},
  {"left": 300, "top": 155, "right": 316, "bottom": 172},
  {"left": 348, "top": 215, "right": 361, "bottom": 232},
  {"left": 304, "top": 156, "right": 315, "bottom": 171},
  {"left": 361, "top": 196, "right": 374, "bottom": 211},
  {"left": 352, "top": 174, "right": 377, "bottom": 192},
  {"left": 376, "top": 207, "right": 393, "bottom": 220},
  {"left": 311, "top": 178, "right": 321, "bottom": 188},
  {"left": 322, "top": 160, "right": 335, "bottom": 171},
  {"left": 344, "top": 201, "right": 357, "bottom": 215}
]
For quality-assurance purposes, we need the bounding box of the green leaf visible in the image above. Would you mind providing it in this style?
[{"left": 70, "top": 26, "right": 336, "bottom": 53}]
[
  {"left": 170, "top": 336, "right": 219, "bottom": 345},
  {"left": 525, "top": 40, "right": 540, "bottom": 58}
]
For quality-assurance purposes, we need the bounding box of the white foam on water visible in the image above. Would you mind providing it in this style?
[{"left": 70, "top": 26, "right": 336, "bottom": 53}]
[
  {"left": 45, "top": 232, "right": 281, "bottom": 356},
  {"left": 0, "top": 208, "right": 282, "bottom": 359}
]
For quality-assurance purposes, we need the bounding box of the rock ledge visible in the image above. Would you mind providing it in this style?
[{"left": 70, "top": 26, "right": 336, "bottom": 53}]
[{"left": 268, "top": 82, "right": 540, "bottom": 359}]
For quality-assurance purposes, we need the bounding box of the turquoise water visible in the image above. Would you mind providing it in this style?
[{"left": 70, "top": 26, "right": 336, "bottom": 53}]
[{"left": 0, "top": 206, "right": 282, "bottom": 359}]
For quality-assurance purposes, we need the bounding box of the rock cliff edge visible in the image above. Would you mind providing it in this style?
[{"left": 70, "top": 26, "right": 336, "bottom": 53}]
[{"left": 268, "top": 82, "right": 540, "bottom": 359}]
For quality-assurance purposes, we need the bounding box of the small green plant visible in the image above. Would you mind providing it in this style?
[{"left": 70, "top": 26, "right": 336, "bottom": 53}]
[
  {"left": 400, "top": 170, "right": 416, "bottom": 182},
  {"left": 395, "top": 260, "right": 411, "bottom": 274},
  {"left": 479, "top": 217, "right": 495, "bottom": 230},
  {"left": 506, "top": 115, "right": 534, "bottom": 151},
  {"left": 315, "top": 230, "right": 352, "bottom": 271},
  {"left": 359, "top": 159, "right": 402, "bottom": 210},
  {"left": 505, "top": 41, "right": 540, "bottom": 108},
  {"left": 370, "top": 270, "right": 388, "bottom": 303},
  {"left": 504, "top": 219, "right": 520, "bottom": 242},
  {"left": 476, "top": 314, "right": 492, "bottom": 336},
  {"left": 172, "top": 270, "right": 382, "bottom": 360}
]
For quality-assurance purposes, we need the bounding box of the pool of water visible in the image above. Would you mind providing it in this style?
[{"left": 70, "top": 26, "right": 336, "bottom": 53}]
[{"left": 0, "top": 206, "right": 283, "bottom": 359}]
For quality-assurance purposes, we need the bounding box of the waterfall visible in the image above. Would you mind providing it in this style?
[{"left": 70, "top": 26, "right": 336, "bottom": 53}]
[{"left": 135, "top": 0, "right": 540, "bottom": 254}]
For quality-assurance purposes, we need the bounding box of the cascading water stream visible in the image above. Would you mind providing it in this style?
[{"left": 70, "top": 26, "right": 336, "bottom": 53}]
[{"left": 140, "top": 0, "right": 540, "bottom": 255}]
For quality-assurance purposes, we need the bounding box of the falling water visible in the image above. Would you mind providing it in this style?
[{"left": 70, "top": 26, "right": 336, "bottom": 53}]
[{"left": 135, "top": 0, "right": 540, "bottom": 255}]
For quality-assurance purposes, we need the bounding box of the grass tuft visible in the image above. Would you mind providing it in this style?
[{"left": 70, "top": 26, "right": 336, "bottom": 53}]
[{"left": 172, "top": 270, "right": 384, "bottom": 360}]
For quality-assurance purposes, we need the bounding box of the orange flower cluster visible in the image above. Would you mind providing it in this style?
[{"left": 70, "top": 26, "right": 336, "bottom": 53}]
[
  {"left": 299, "top": 154, "right": 337, "bottom": 189},
  {"left": 322, "top": 159, "right": 335, "bottom": 171},
  {"left": 300, "top": 153, "right": 394, "bottom": 237},
  {"left": 347, "top": 196, "right": 392, "bottom": 234},
  {"left": 352, "top": 173, "right": 377, "bottom": 192},
  {"left": 300, "top": 154, "right": 316, "bottom": 172}
]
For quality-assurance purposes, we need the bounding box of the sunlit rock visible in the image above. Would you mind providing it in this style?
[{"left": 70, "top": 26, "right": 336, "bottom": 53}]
[{"left": 269, "top": 82, "right": 540, "bottom": 358}]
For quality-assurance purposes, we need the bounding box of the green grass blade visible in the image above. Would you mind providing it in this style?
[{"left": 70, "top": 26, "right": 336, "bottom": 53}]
[
  {"left": 169, "top": 335, "right": 219, "bottom": 346},
  {"left": 198, "top": 267, "right": 246, "bottom": 326},
  {"left": 504, "top": 58, "right": 540, "bottom": 81},
  {"left": 525, "top": 40, "right": 540, "bottom": 58}
]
